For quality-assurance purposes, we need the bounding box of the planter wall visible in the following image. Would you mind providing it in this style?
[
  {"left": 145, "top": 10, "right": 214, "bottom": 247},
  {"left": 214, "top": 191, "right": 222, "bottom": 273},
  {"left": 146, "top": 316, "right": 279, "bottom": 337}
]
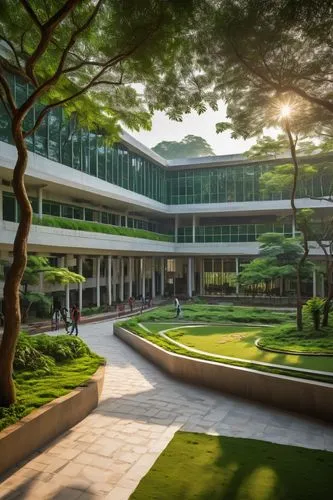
[
  {"left": 0, "top": 365, "right": 105, "bottom": 477},
  {"left": 114, "top": 326, "right": 333, "bottom": 423}
]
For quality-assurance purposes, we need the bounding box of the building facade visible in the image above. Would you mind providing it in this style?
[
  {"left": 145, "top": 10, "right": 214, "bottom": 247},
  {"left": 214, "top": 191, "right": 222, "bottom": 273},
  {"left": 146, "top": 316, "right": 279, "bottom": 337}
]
[{"left": 1, "top": 77, "right": 333, "bottom": 311}]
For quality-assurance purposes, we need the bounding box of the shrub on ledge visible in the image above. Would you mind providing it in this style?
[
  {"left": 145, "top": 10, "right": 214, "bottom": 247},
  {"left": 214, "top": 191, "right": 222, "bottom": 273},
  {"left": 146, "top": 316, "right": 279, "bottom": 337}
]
[
  {"left": 32, "top": 215, "right": 173, "bottom": 242},
  {"left": 0, "top": 333, "right": 104, "bottom": 431}
]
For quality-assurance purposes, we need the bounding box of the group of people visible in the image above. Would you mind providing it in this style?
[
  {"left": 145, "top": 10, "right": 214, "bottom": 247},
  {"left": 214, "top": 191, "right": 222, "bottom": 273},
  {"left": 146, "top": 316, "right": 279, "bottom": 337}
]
[{"left": 51, "top": 304, "right": 81, "bottom": 335}]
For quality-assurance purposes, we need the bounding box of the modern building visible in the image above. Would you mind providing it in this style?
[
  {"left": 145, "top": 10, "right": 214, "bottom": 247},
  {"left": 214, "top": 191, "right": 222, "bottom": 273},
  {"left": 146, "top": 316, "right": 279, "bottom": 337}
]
[{"left": 1, "top": 77, "right": 333, "bottom": 312}]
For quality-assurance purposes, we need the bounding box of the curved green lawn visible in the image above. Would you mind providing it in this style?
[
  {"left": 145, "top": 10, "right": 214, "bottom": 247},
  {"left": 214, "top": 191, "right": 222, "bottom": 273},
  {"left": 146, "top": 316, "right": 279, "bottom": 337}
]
[{"left": 144, "top": 323, "right": 333, "bottom": 373}]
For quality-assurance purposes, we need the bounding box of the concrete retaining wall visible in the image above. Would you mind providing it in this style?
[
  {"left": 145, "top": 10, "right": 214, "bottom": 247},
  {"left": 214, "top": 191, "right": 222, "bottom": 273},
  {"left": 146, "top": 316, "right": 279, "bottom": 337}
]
[
  {"left": 0, "top": 365, "right": 105, "bottom": 477},
  {"left": 114, "top": 326, "right": 333, "bottom": 422}
]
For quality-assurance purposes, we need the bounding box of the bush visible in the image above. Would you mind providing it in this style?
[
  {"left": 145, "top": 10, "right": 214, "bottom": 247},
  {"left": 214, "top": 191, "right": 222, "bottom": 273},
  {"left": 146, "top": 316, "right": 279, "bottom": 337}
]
[
  {"left": 304, "top": 297, "right": 325, "bottom": 331},
  {"left": 32, "top": 334, "right": 91, "bottom": 361},
  {"left": 82, "top": 306, "right": 106, "bottom": 316},
  {"left": 14, "top": 334, "right": 55, "bottom": 373},
  {"left": 32, "top": 215, "right": 173, "bottom": 242}
]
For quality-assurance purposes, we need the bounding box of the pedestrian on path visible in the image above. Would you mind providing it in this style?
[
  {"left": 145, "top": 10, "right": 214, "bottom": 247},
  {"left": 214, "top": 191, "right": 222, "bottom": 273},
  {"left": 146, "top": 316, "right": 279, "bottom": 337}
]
[
  {"left": 175, "top": 297, "right": 182, "bottom": 318},
  {"left": 60, "top": 306, "right": 70, "bottom": 333},
  {"left": 51, "top": 307, "right": 60, "bottom": 331},
  {"left": 70, "top": 304, "right": 80, "bottom": 336}
]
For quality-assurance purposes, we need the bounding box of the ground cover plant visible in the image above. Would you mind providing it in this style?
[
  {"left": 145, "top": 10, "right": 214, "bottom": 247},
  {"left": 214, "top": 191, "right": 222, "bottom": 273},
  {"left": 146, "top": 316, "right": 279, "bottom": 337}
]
[
  {"left": 0, "top": 333, "right": 104, "bottom": 431},
  {"left": 131, "top": 304, "right": 295, "bottom": 324},
  {"left": 33, "top": 215, "right": 172, "bottom": 242},
  {"left": 118, "top": 305, "right": 333, "bottom": 382},
  {"left": 131, "top": 432, "right": 333, "bottom": 500},
  {"left": 158, "top": 324, "right": 333, "bottom": 372}
]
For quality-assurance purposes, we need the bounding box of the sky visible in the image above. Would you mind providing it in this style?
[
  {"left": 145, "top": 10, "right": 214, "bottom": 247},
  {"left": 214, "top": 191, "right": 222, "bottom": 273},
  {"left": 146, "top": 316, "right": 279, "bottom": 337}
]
[{"left": 127, "top": 100, "right": 257, "bottom": 156}]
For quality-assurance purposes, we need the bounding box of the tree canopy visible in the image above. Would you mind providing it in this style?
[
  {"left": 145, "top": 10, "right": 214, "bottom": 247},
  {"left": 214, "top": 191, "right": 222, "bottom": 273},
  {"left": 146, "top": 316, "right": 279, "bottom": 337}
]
[{"left": 152, "top": 135, "right": 215, "bottom": 159}]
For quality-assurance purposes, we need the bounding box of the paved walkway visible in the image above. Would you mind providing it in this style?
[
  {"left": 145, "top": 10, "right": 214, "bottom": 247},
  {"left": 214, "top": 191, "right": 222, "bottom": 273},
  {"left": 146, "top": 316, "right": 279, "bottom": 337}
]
[{"left": 1, "top": 319, "right": 333, "bottom": 500}]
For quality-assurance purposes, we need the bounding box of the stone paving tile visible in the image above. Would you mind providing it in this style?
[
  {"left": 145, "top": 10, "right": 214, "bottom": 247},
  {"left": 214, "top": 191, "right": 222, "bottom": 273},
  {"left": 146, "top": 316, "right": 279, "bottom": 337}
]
[{"left": 1, "top": 318, "right": 333, "bottom": 499}]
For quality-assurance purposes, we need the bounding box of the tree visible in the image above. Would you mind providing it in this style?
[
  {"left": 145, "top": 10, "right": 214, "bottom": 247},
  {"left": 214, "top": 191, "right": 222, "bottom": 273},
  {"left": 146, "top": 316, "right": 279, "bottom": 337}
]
[
  {"left": 239, "top": 233, "right": 313, "bottom": 298},
  {"left": 245, "top": 135, "right": 289, "bottom": 160},
  {"left": 20, "top": 256, "right": 85, "bottom": 322},
  {"left": 0, "top": 0, "right": 207, "bottom": 406},
  {"left": 200, "top": 0, "right": 333, "bottom": 125},
  {"left": 246, "top": 134, "right": 317, "bottom": 160},
  {"left": 152, "top": 135, "right": 215, "bottom": 159},
  {"left": 238, "top": 257, "right": 284, "bottom": 296}
]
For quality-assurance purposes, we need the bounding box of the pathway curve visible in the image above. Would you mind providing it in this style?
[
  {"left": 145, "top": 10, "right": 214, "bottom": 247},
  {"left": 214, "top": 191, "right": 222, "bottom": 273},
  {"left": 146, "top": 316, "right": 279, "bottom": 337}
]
[{"left": 1, "top": 319, "right": 333, "bottom": 500}]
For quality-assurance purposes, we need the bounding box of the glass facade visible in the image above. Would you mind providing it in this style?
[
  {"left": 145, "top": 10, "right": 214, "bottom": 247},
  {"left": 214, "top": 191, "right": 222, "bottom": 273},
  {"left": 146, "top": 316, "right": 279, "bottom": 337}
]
[
  {"left": 1, "top": 76, "right": 333, "bottom": 207},
  {"left": 166, "top": 163, "right": 332, "bottom": 204},
  {"left": 177, "top": 223, "right": 293, "bottom": 243},
  {"left": 0, "top": 77, "right": 167, "bottom": 203},
  {"left": 2, "top": 191, "right": 161, "bottom": 233}
]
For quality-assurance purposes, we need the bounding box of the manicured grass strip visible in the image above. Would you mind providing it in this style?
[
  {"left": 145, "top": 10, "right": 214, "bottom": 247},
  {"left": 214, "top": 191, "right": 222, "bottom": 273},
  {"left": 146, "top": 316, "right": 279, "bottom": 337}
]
[
  {"left": 131, "top": 432, "right": 333, "bottom": 500},
  {"left": 32, "top": 214, "right": 173, "bottom": 242},
  {"left": 162, "top": 325, "right": 333, "bottom": 373}
]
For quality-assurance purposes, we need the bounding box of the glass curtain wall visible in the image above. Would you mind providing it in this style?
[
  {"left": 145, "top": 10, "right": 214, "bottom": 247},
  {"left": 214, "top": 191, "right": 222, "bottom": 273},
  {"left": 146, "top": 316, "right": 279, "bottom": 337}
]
[
  {"left": 0, "top": 77, "right": 167, "bottom": 203},
  {"left": 167, "top": 164, "right": 333, "bottom": 204},
  {"left": 177, "top": 223, "right": 293, "bottom": 243}
]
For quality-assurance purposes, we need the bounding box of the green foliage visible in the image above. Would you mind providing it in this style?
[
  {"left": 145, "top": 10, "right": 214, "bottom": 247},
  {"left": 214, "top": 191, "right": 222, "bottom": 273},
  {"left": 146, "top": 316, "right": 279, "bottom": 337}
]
[
  {"left": 260, "top": 163, "right": 318, "bottom": 198},
  {"left": 32, "top": 335, "right": 91, "bottom": 362},
  {"left": 304, "top": 297, "right": 325, "bottom": 331},
  {"left": 32, "top": 214, "right": 173, "bottom": 242},
  {"left": 245, "top": 135, "right": 289, "bottom": 159},
  {"left": 259, "top": 320, "right": 333, "bottom": 353},
  {"left": 82, "top": 306, "right": 107, "bottom": 316},
  {"left": 131, "top": 432, "right": 333, "bottom": 500},
  {"left": 13, "top": 334, "right": 55, "bottom": 373},
  {"left": 152, "top": 135, "right": 215, "bottom": 159},
  {"left": 0, "top": 333, "right": 103, "bottom": 430},
  {"left": 239, "top": 233, "right": 313, "bottom": 289},
  {"left": 121, "top": 304, "right": 295, "bottom": 325}
]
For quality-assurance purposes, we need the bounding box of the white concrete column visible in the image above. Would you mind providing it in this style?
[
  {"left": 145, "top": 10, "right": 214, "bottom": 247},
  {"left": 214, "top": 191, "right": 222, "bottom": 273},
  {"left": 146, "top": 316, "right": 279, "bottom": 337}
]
[
  {"left": 235, "top": 257, "right": 239, "bottom": 295},
  {"left": 175, "top": 215, "right": 179, "bottom": 243},
  {"left": 128, "top": 257, "right": 133, "bottom": 297},
  {"left": 151, "top": 258, "right": 156, "bottom": 298},
  {"left": 107, "top": 256, "right": 112, "bottom": 306},
  {"left": 124, "top": 214, "right": 128, "bottom": 227},
  {"left": 187, "top": 257, "right": 192, "bottom": 297},
  {"left": 96, "top": 256, "right": 101, "bottom": 307},
  {"left": 192, "top": 215, "right": 196, "bottom": 243},
  {"left": 160, "top": 258, "right": 165, "bottom": 297},
  {"left": 200, "top": 258, "right": 204, "bottom": 295},
  {"left": 313, "top": 269, "right": 317, "bottom": 297},
  {"left": 112, "top": 258, "right": 117, "bottom": 302},
  {"left": 141, "top": 258, "right": 146, "bottom": 297},
  {"left": 38, "top": 187, "right": 43, "bottom": 219},
  {"left": 192, "top": 257, "right": 195, "bottom": 294},
  {"left": 78, "top": 255, "right": 83, "bottom": 311},
  {"left": 292, "top": 217, "right": 296, "bottom": 237},
  {"left": 0, "top": 188, "right": 3, "bottom": 221},
  {"left": 120, "top": 257, "right": 124, "bottom": 302}
]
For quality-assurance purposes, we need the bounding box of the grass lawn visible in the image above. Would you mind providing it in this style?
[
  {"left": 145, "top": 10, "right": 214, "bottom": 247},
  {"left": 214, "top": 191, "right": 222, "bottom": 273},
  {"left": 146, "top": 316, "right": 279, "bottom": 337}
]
[
  {"left": 131, "top": 432, "right": 333, "bottom": 500},
  {"left": 136, "top": 304, "right": 295, "bottom": 325},
  {"left": 0, "top": 334, "right": 104, "bottom": 431},
  {"left": 158, "top": 324, "right": 333, "bottom": 373}
]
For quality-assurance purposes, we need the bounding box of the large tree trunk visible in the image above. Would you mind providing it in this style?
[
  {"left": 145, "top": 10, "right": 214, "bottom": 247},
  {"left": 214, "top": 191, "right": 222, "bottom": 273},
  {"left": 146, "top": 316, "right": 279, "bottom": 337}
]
[
  {"left": 284, "top": 120, "right": 307, "bottom": 331},
  {"left": 0, "top": 119, "right": 31, "bottom": 407}
]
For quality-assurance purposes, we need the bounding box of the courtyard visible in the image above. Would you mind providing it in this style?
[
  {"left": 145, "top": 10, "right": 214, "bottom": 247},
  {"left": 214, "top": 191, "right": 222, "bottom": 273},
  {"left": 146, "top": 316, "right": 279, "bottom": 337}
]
[{"left": 1, "top": 317, "right": 333, "bottom": 499}]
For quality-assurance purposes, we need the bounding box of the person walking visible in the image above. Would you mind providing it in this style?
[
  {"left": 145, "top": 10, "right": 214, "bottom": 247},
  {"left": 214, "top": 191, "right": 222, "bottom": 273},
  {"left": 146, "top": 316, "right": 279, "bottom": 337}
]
[
  {"left": 175, "top": 297, "right": 181, "bottom": 318},
  {"left": 51, "top": 307, "right": 60, "bottom": 331},
  {"left": 128, "top": 296, "right": 134, "bottom": 313},
  {"left": 60, "top": 306, "right": 70, "bottom": 333},
  {"left": 70, "top": 304, "right": 81, "bottom": 336}
]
